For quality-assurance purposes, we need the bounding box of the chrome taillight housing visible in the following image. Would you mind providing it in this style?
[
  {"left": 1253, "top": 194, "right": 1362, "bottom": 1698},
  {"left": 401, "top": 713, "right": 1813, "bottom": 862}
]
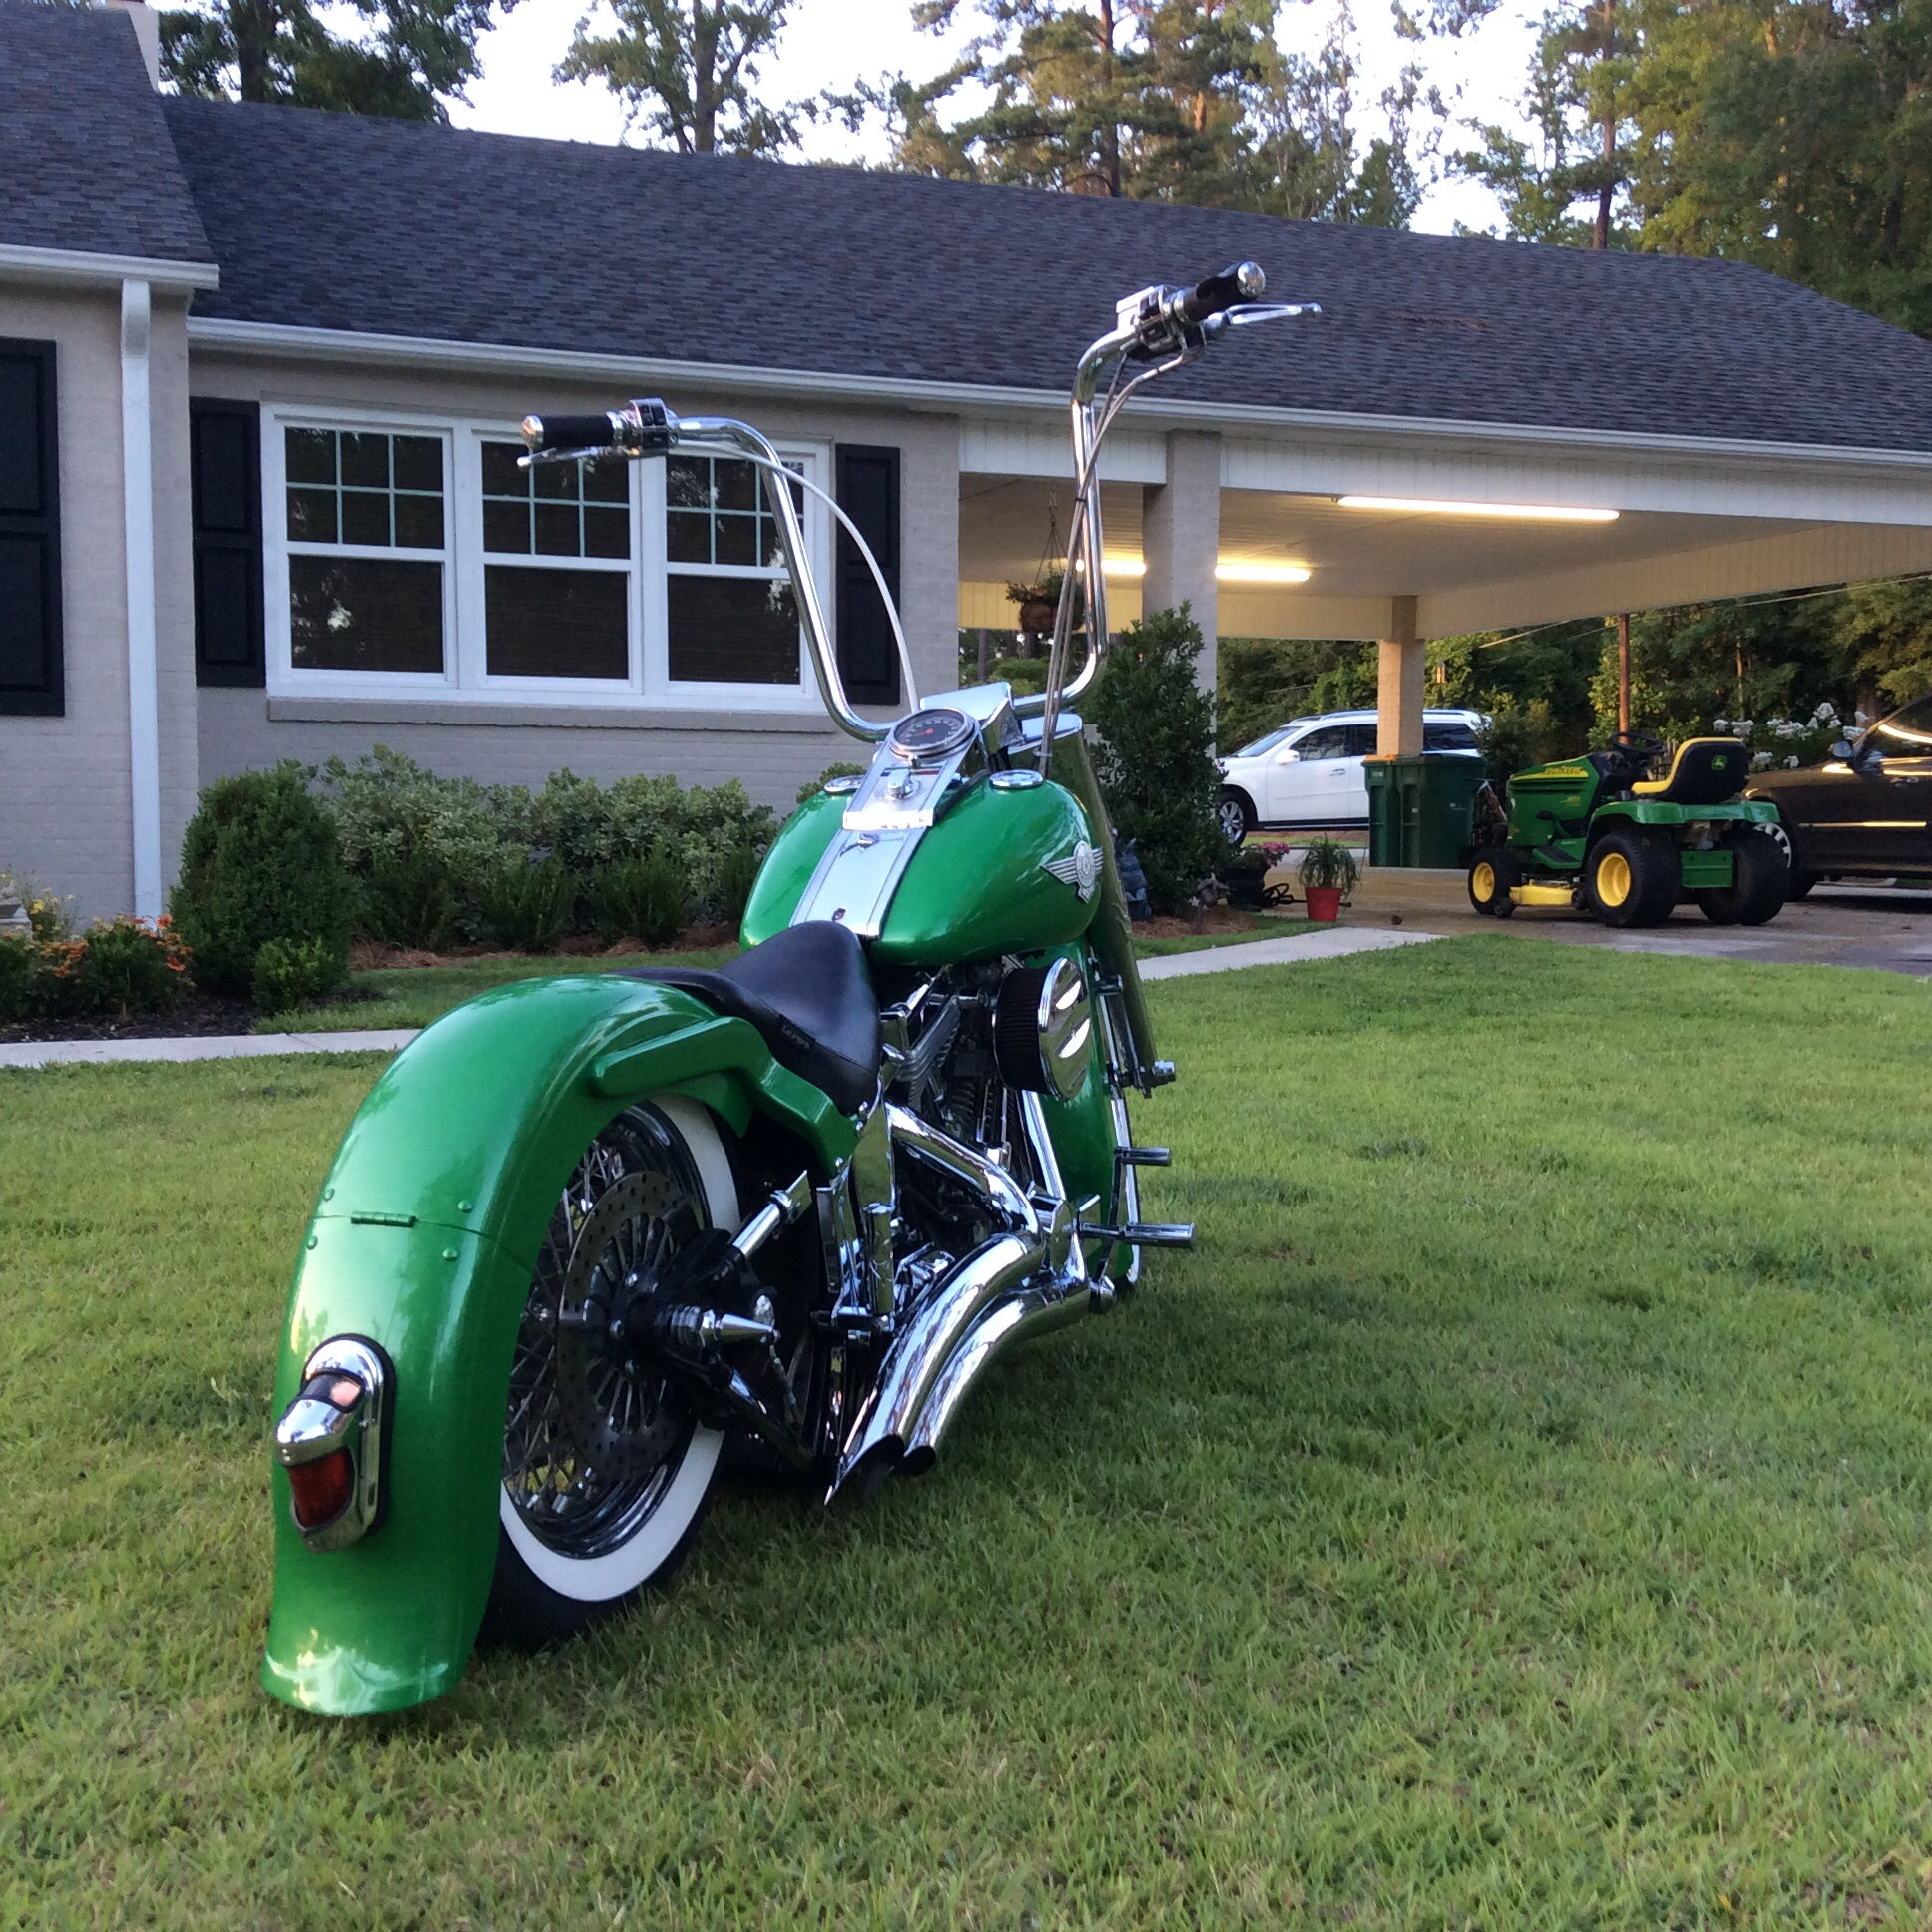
[{"left": 272, "top": 1336, "right": 391, "bottom": 1552}]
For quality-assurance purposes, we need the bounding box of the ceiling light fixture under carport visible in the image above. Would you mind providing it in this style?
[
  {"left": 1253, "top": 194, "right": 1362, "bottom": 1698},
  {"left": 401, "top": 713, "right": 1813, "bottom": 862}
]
[
  {"left": 1335, "top": 495, "right": 1620, "bottom": 523},
  {"left": 1101, "top": 557, "right": 1313, "bottom": 584}
]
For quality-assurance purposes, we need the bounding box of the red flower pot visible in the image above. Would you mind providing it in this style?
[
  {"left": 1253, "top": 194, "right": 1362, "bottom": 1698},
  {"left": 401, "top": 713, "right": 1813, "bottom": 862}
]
[{"left": 1305, "top": 885, "right": 1343, "bottom": 922}]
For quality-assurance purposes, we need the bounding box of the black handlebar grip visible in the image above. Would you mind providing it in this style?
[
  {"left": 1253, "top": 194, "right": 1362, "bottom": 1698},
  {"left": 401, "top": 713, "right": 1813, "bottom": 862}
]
[
  {"left": 520, "top": 411, "right": 621, "bottom": 452},
  {"left": 1177, "top": 260, "right": 1266, "bottom": 326}
]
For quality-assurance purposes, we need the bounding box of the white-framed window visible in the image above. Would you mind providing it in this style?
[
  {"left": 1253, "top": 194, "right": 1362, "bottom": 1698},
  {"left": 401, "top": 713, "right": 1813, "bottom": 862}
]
[{"left": 263, "top": 403, "right": 828, "bottom": 709}]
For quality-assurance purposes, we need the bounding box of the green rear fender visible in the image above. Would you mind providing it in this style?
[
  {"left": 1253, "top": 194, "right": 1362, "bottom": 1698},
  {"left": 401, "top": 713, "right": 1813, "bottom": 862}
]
[{"left": 261, "top": 972, "right": 857, "bottom": 1718}]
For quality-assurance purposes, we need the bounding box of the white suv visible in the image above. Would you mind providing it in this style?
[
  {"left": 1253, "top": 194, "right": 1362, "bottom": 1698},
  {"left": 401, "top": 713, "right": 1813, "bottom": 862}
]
[{"left": 1216, "top": 707, "right": 1486, "bottom": 844}]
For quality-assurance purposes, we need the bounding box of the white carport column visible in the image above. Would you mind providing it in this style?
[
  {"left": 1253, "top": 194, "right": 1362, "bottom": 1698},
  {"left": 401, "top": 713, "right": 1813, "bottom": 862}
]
[
  {"left": 1375, "top": 595, "right": 1423, "bottom": 758},
  {"left": 1141, "top": 430, "right": 1221, "bottom": 698},
  {"left": 121, "top": 278, "right": 163, "bottom": 920}
]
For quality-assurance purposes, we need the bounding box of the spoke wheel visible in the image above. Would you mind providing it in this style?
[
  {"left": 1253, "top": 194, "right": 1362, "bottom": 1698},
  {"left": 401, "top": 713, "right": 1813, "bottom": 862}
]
[{"left": 484, "top": 1100, "right": 736, "bottom": 1649}]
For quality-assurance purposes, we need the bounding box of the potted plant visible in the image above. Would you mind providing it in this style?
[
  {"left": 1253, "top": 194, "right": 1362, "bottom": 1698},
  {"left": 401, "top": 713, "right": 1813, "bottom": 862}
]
[
  {"left": 1005, "top": 571, "right": 1065, "bottom": 640},
  {"left": 1216, "top": 843, "right": 1270, "bottom": 909},
  {"left": 1297, "top": 838, "right": 1359, "bottom": 922}
]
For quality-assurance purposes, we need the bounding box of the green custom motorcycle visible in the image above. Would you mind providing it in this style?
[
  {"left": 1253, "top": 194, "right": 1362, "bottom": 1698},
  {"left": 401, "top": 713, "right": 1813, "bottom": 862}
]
[{"left": 262, "top": 263, "right": 1317, "bottom": 1715}]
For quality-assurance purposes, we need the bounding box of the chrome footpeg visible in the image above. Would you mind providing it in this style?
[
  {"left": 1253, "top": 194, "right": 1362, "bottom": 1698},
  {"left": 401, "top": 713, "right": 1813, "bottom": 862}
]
[
  {"left": 1123, "top": 1221, "right": 1194, "bottom": 1248},
  {"left": 1080, "top": 1218, "right": 1195, "bottom": 1248},
  {"left": 1116, "top": 1146, "right": 1171, "bottom": 1167}
]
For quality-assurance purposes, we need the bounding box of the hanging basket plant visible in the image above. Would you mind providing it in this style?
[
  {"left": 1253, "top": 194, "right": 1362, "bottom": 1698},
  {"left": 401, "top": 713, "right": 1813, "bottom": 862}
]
[{"left": 1006, "top": 571, "right": 1065, "bottom": 638}]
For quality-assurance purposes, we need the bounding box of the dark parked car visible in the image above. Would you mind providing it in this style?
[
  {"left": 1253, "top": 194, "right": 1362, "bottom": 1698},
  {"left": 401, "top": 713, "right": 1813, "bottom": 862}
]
[{"left": 1746, "top": 695, "right": 1932, "bottom": 895}]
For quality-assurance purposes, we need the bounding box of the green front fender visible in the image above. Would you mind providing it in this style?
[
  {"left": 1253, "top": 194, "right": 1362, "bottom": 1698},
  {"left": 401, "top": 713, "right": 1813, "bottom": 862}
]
[{"left": 261, "top": 972, "right": 857, "bottom": 1717}]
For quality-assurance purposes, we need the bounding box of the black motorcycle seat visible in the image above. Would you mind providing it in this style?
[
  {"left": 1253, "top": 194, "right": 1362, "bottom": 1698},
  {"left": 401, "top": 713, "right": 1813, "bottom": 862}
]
[{"left": 625, "top": 919, "right": 880, "bottom": 1117}]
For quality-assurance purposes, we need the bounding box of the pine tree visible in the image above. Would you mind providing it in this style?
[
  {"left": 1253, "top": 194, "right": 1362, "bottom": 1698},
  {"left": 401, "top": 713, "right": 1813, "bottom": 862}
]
[
  {"left": 558, "top": 0, "right": 798, "bottom": 154},
  {"left": 162, "top": 0, "right": 510, "bottom": 119}
]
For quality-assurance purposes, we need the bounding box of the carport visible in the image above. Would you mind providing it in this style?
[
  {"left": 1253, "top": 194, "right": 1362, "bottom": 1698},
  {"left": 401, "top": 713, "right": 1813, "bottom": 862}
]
[{"left": 952, "top": 226, "right": 1932, "bottom": 755}]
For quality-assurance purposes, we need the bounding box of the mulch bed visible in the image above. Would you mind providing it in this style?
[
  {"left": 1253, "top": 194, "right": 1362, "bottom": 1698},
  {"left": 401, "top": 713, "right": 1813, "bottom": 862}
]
[
  {"left": 1134, "top": 908, "right": 1281, "bottom": 939},
  {"left": 347, "top": 925, "right": 736, "bottom": 972},
  {"left": 0, "top": 991, "right": 297, "bottom": 1045}
]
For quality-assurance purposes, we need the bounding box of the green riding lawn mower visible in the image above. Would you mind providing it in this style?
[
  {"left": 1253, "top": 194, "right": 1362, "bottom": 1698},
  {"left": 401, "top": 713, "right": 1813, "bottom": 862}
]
[{"left": 1466, "top": 731, "right": 1788, "bottom": 929}]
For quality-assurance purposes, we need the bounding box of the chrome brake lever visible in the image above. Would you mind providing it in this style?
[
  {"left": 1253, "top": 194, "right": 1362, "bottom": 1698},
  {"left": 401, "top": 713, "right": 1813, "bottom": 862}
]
[{"left": 1202, "top": 301, "right": 1323, "bottom": 335}]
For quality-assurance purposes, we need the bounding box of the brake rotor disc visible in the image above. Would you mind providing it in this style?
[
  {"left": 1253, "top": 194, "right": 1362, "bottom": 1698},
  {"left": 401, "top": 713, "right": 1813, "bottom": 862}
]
[{"left": 548, "top": 1170, "right": 692, "bottom": 1485}]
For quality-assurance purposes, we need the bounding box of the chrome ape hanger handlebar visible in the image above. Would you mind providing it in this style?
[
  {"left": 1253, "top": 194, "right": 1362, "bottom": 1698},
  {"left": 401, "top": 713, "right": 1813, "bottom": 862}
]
[
  {"left": 519, "top": 261, "right": 1318, "bottom": 749},
  {"left": 1032, "top": 261, "right": 1320, "bottom": 753}
]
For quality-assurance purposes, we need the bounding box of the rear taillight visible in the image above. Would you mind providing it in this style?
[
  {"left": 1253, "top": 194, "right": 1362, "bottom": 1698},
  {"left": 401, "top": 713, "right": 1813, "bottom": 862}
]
[
  {"left": 285, "top": 1446, "right": 355, "bottom": 1529},
  {"left": 273, "top": 1337, "right": 391, "bottom": 1552}
]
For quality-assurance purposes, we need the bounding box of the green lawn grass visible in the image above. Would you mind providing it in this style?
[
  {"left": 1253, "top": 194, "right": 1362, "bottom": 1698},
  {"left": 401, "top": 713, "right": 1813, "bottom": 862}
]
[
  {"left": 266, "top": 916, "right": 1306, "bottom": 1033},
  {"left": 7, "top": 936, "right": 1932, "bottom": 1925}
]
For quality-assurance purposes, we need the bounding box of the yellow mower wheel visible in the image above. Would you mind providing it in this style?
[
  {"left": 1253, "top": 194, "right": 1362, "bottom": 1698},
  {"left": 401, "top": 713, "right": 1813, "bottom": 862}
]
[
  {"left": 1466, "top": 846, "right": 1519, "bottom": 918},
  {"left": 1585, "top": 828, "right": 1678, "bottom": 927}
]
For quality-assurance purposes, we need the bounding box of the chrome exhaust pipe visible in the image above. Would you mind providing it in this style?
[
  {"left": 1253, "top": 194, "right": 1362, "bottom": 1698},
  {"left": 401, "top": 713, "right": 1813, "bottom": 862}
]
[
  {"left": 832, "top": 1230, "right": 1043, "bottom": 1497},
  {"left": 902, "top": 1274, "right": 1091, "bottom": 1471}
]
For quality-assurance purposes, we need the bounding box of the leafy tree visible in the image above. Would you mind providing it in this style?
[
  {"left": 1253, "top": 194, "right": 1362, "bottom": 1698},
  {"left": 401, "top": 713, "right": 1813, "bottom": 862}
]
[
  {"left": 1832, "top": 578, "right": 1932, "bottom": 710},
  {"left": 1091, "top": 604, "right": 1222, "bottom": 913},
  {"left": 161, "top": 0, "right": 510, "bottom": 118},
  {"left": 1455, "top": 0, "right": 1634, "bottom": 247},
  {"left": 866, "top": 0, "right": 1427, "bottom": 222},
  {"left": 1455, "top": 0, "right": 1932, "bottom": 333},
  {"left": 558, "top": 0, "right": 799, "bottom": 153}
]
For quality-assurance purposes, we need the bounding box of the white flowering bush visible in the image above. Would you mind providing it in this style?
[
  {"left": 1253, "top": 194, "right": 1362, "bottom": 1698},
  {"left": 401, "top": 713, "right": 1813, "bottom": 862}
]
[{"left": 1712, "top": 702, "right": 1845, "bottom": 773}]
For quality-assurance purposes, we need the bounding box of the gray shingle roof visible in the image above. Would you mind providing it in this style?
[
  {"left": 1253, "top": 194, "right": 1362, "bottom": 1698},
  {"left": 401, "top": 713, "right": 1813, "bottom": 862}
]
[
  {"left": 0, "top": 2, "right": 212, "bottom": 268},
  {"left": 60, "top": 76, "right": 1930, "bottom": 457}
]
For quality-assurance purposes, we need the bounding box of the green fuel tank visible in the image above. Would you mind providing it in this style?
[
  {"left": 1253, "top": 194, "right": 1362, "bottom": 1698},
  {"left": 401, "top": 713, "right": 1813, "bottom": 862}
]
[{"left": 742, "top": 776, "right": 1099, "bottom": 964}]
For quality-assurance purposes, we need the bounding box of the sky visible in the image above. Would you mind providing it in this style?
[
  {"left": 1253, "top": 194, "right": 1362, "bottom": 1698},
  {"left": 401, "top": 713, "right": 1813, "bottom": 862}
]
[{"left": 448, "top": 0, "right": 1548, "bottom": 236}]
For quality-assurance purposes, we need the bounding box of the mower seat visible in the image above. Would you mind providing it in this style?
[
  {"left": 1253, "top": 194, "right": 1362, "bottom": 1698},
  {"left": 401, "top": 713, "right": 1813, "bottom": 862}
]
[{"left": 1630, "top": 737, "right": 1749, "bottom": 807}]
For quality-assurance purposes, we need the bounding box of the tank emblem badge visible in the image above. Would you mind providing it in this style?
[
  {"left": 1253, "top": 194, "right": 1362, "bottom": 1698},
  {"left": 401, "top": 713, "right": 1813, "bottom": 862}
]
[{"left": 1043, "top": 842, "right": 1102, "bottom": 901}]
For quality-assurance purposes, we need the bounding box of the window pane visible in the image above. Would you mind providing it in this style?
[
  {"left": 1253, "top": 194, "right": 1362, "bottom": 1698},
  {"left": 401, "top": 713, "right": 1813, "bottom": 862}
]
[
  {"left": 483, "top": 498, "right": 529, "bottom": 555},
  {"left": 666, "top": 456, "right": 709, "bottom": 509},
  {"left": 714, "top": 516, "right": 758, "bottom": 567},
  {"left": 534, "top": 462, "right": 575, "bottom": 502},
  {"left": 487, "top": 566, "right": 628, "bottom": 680},
  {"left": 287, "top": 488, "right": 337, "bottom": 543},
  {"left": 584, "top": 458, "right": 628, "bottom": 504},
  {"left": 480, "top": 440, "right": 525, "bottom": 496},
  {"left": 393, "top": 435, "right": 440, "bottom": 493},
  {"left": 713, "top": 459, "right": 756, "bottom": 511},
  {"left": 584, "top": 505, "right": 630, "bottom": 560},
  {"left": 286, "top": 428, "right": 335, "bottom": 486},
  {"left": 394, "top": 493, "right": 444, "bottom": 551},
  {"left": 340, "top": 431, "right": 389, "bottom": 489},
  {"left": 341, "top": 489, "right": 391, "bottom": 547},
  {"left": 534, "top": 502, "right": 579, "bottom": 557},
  {"left": 668, "top": 575, "right": 799, "bottom": 685},
  {"left": 667, "top": 512, "right": 710, "bottom": 565},
  {"left": 290, "top": 555, "right": 442, "bottom": 673}
]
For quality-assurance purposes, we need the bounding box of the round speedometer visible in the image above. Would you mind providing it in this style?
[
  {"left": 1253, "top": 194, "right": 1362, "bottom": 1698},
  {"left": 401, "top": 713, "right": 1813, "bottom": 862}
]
[{"left": 888, "top": 707, "right": 975, "bottom": 761}]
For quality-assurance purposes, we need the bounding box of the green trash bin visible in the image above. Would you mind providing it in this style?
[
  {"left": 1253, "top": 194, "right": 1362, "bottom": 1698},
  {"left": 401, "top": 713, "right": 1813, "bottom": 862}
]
[
  {"left": 1363, "top": 757, "right": 1405, "bottom": 867},
  {"left": 1364, "top": 755, "right": 1483, "bottom": 868}
]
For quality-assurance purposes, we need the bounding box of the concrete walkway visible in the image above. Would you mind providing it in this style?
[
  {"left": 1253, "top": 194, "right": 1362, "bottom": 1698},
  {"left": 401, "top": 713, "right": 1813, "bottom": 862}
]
[
  {"left": 0, "top": 1028, "right": 418, "bottom": 1072},
  {"left": 0, "top": 926, "right": 1436, "bottom": 1070},
  {"left": 1139, "top": 924, "right": 1440, "bottom": 979}
]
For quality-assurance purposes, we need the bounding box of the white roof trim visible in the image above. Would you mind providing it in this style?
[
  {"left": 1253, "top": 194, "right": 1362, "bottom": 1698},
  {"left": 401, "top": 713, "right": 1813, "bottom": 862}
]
[
  {"left": 0, "top": 242, "right": 218, "bottom": 291},
  {"left": 185, "top": 314, "right": 1932, "bottom": 476}
]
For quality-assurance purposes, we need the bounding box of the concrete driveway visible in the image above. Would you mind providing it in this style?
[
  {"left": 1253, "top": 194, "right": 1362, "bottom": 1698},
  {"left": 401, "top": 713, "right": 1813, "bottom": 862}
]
[{"left": 1343, "top": 867, "right": 1932, "bottom": 977}]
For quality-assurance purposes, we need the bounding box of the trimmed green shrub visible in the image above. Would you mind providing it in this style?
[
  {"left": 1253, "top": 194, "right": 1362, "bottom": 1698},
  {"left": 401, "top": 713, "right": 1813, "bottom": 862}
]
[
  {"left": 714, "top": 842, "right": 764, "bottom": 928},
  {"left": 795, "top": 763, "right": 866, "bottom": 806},
  {"left": 251, "top": 935, "right": 340, "bottom": 1013},
  {"left": 0, "top": 934, "right": 52, "bottom": 1023},
  {"left": 476, "top": 856, "right": 574, "bottom": 953},
  {"left": 61, "top": 916, "right": 193, "bottom": 1016},
  {"left": 1090, "top": 605, "right": 1223, "bottom": 915},
  {"left": 589, "top": 845, "right": 687, "bottom": 947},
  {"left": 362, "top": 846, "right": 456, "bottom": 951},
  {"left": 172, "top": 768, "right": 353, "bottom": 997}
]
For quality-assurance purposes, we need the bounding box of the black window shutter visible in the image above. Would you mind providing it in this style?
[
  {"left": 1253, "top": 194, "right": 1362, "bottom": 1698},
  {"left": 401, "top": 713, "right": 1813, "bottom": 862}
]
[
  {"left": 191, "top": 398, "right": 264, "bottom": 687},
  {"left": 0, "top": 339, "right": 63, "bottom": 717},
  {"left": 834, "top": 443, "right": 901, "bottom": 706}
]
